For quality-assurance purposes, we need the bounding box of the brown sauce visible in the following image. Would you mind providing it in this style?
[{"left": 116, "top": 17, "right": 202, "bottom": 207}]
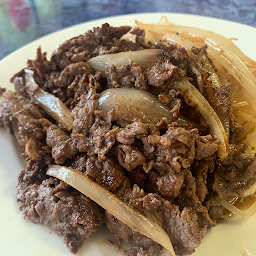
[{"left": 223, "top": 193, "right": 256, "bottom": 218}]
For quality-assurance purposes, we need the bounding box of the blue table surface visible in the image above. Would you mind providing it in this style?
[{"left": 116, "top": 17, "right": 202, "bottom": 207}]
[{"left": 0, "top": 0, "right": 256, "bottom": 60}]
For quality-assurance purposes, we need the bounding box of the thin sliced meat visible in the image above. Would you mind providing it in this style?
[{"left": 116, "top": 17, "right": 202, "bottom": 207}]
[{"left": 16, "top": 159, "right": 104, "bottom": 254}]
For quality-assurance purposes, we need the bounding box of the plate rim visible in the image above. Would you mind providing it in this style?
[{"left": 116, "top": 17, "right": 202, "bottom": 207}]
[
  {"left": 1, "top": 12, "right": 256, "bottom": 64},
  {"left": 1, "top": 12, "right": 256, "bottom": 256}
]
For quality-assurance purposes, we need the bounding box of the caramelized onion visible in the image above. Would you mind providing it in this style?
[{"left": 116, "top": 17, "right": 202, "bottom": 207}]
[
  {"left": 24, "top": 69, "right": 73, "bottom": 130},
  {"left": 88, "top": 49, "right": 163, "bottom": 76},
  {"left": 167, "top": 78, "right": 228, "bottom": 160},
  {"left": 47, "top": 165, "right": 175, "bottom": 256},
  {"left": 98, "top": 88, "right": 173, "bottom": 123}
]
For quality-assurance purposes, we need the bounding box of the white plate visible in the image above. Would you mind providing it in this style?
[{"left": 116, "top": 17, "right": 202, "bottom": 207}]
[{"left": 0, "top": 13, "right": 256, "bottom": 256}]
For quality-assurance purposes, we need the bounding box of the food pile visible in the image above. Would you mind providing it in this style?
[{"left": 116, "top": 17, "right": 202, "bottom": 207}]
[{"left": 1, "top": 18, "right": 256, "bottom": 256}]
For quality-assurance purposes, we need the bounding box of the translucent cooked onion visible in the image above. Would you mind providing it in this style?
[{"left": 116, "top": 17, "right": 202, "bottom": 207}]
[
  {"left": 241, "top": 182, "right": 256, "bottom": 198},
  {"left": 194, "top": 51, "right": 230, "bottom": 138},
  {"left": 232, "top": 101, "right": 249, "bottom": 108},
  {"left": 24, "top": 69, "right": 73, "bottom": 131},
  {"left": 47, "top": 165, "right": 175, "bottom": 256},
  {"left": 163, "top": 34, "right": 230, "bottom": 86},
  {"left": 217, "top": 197, "right": 256, "bottom": 220},
  {"left": 135, "top": 19, "right": 256, "bottom": 69},
  {"left": 163, "top": 34, "right": 195, "bottom": 52},
  {"left": 234, "top": 110, "right": 256, "bottom": 123},
  {"left": 88, "top": 49, "right": 163, "bottom": 76},
  {"left": 98, "top": 88, "right": 173, "bottom": 123},
  {"left": 167, "top": 78, "right": 228, "bottom": 160},
  {"left": 216, "top": 198, "right": 245, "bottom": 218},
  {"left": 204, "top": 46, "right": 256, "bottom": 111},
  {"left": 135, "top": 20, "right": 256, "bottom": 110},
  {"left": 191, "top": 46, "right": 230, "bottom": 138}
]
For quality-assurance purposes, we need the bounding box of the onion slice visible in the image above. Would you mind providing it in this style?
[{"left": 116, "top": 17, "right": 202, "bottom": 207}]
[
  {"left": 238, "top": 182, "right": 256, "bottom": 198},
  {"left": 135, "top": 20, "right": 256, "bottom": 106},
  {"left": 199, "top": 53, "right": 230, "bottom": 138},
  {"left": 190, "top": 49, "right": 231, "bottom": 138},
  {"left": 135, "top": 19, "right": 256, "bottom": 69},
  {"left": 88, "top": 49, "right": 163, "bottom": 76},
  {"left": 168, "top": 78, "right": 228, "bottom": 160},
  {"left": 98, "top": 88, "right": 173, "bottom": 123},
  {"left": 24, "top": 69, "right": 73, "bottom": 130},
  {"left": 217, "top": 197, "right": 256, "bottom": 220},
  {"left": 47, "top": 165, "right": 175, "bottom": 256},
  {"left": 204, "top": 46, "right": 256, "bottom": 110},
  {"left": 216, "top": 198, "right": 245, "bottom": 218}
]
